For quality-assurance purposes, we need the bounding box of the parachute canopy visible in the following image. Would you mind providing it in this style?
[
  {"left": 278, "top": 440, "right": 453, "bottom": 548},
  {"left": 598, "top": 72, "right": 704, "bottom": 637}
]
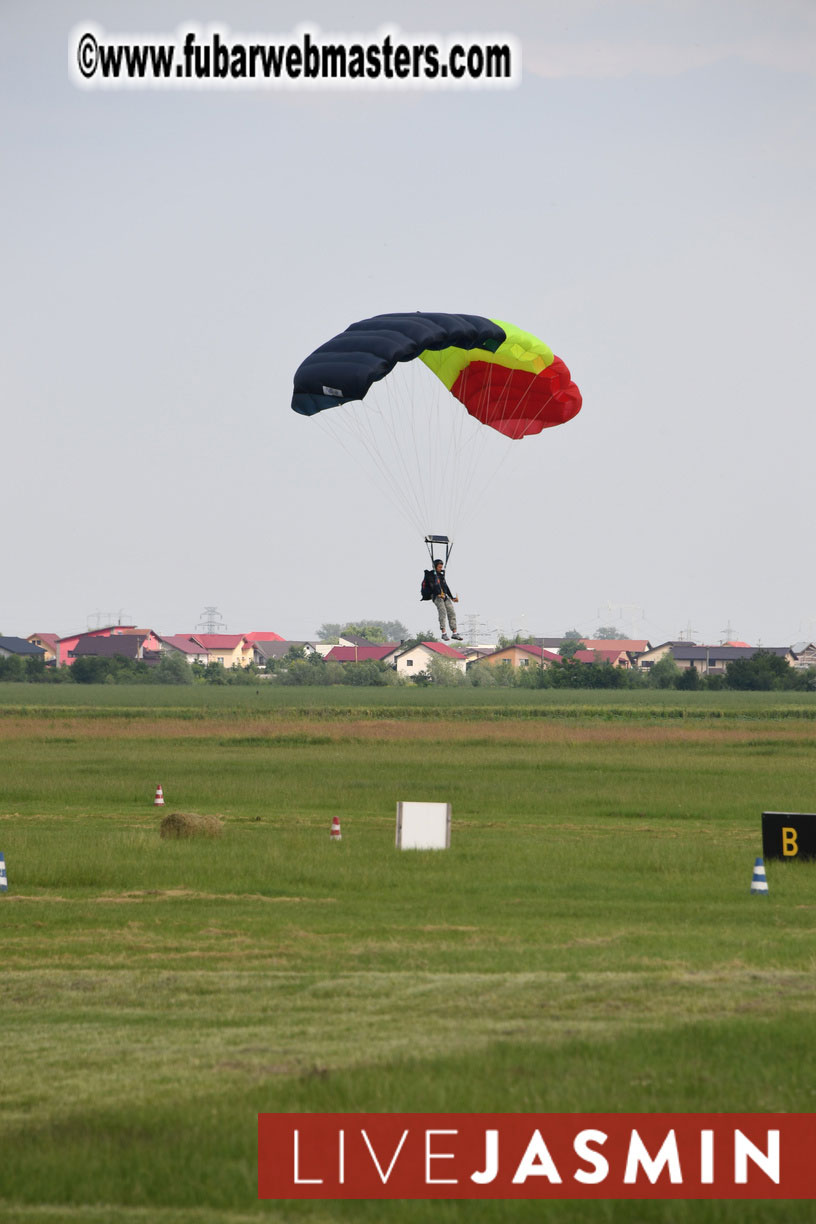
[{"left": 291, "top": 311, "right": 581, "bottom": 440}]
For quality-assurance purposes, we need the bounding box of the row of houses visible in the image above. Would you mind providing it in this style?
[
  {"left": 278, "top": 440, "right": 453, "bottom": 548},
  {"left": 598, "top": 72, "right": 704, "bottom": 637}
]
[
  {"left": 2, "top": 627, "right": 814, "bottom": 679},
  {"left": 0, "top": 627, "right": 472, "bottom": 676},
  {"left": 473, "top": 638, "right": 816, "bottom": 676},
  {"left": 317, "top": 636, "right": 816, "bottom": 678},
  {"left": 0, "top": 626, "right": 468, "bottom": 675},
  {"left": 3, "top": 627, "right": 285, "bottom": 669}
]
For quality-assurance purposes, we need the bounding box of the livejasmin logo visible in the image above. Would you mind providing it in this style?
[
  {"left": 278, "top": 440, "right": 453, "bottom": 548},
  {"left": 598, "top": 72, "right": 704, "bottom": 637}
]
[
  {"left": 258, "top": 1113, "right": 816, "bottom": 1200},
  {"left": 293, "top": 1125, "right": 775, "bottom": 1187}
]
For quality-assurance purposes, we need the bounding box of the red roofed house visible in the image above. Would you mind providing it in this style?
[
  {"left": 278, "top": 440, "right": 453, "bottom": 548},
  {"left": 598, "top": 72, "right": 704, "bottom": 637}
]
[
  {"left": 392, "top": 641, "right": 467, "bottom": 678},
  {"left": 322, "top": 644, "right": 401, "bottom": 664},
  {"left": 243, "top": 631, "right": 285, "bottom": 643},
  {"left": 579, "top": 639, "right": 650, "bottom": 666},
  {"left": 577, "top": 646, "right": 632, "bottom": 668},
  {"left": 186, "top": 634, "right": 254, "bottom": 668},
  {"left": 471, "top": 643, "right": 561, "bottom": 672},
  {"left": 559, "top": 649, "right": 631, "bottom": 667}
]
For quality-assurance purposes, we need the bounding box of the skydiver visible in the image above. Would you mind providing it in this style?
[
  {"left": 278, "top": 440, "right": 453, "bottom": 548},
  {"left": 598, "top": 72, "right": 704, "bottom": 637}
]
[{"left": 432, "top": 559, "right": 462, "bottom": 641}]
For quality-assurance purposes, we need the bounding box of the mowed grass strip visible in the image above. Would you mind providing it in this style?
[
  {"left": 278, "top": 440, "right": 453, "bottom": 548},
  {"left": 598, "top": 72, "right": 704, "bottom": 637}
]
[
  {"left": 3, "top": 966, "right": 815, "bottom": 1124},
  {"left": 1, "top": 696, "right": 816, "bottom": 1222},
  {"left": 2, "top": 818, "right": 816, "bottom": 973}
]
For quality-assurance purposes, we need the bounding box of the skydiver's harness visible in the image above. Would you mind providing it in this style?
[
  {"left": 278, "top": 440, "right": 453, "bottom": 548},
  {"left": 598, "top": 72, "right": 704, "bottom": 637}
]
[{"left": 421, "top": 534, "right": 452, "bottom": 602}]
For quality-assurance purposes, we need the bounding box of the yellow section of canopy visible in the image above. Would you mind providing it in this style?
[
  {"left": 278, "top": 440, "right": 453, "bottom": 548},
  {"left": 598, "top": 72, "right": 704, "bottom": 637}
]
[{"left": 419, "top": 319, "right": 555, "bottom": 389}]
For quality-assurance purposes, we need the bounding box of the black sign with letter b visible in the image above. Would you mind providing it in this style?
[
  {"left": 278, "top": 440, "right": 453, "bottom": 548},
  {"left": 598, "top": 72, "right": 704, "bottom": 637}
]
[{"left": 762, "top": 811, "right": 816, "bottom": 861}]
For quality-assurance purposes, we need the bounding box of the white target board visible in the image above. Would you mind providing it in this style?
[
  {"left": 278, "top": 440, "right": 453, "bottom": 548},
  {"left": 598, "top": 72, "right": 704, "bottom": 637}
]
[{"left": 396, "top": 802, "right": 451, "bottom": 850}]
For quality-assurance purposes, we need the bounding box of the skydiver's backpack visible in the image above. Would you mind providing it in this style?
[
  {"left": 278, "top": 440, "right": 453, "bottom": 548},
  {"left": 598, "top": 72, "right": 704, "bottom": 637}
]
[{"left": 420, "top": 570, "right": 437, "bottom": 601}]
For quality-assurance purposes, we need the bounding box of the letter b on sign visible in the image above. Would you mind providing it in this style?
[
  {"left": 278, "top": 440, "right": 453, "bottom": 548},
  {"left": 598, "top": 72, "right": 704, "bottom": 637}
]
[
  {"left": 782, "top": 828, "right": 798, "bottom": 857},
  {"left": 762, "top": 812, "right": 816, "bottom": 861}
]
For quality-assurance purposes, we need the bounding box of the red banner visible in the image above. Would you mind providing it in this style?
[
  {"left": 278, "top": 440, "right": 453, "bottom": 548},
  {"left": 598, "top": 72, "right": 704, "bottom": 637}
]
[{"left": 258, "top": 1113, "right": 816, "bottom": 1199}]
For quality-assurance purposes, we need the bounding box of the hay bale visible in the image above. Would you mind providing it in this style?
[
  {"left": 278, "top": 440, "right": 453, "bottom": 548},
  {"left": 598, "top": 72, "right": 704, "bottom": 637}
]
[{"left": 159, "top": 811, "right": 223, "bottom": 839}]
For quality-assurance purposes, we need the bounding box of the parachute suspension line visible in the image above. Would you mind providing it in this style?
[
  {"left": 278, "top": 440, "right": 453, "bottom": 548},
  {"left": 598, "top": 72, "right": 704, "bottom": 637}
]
[
  {"left": 368, "top": 364, "right": 427, "bottom": 531},
  {"left": 420, "top": 359, "right": 447, "bottom": 533},
  {"left": 392, "top": 359, "right": 440, "bottom": 535},
  {"left": 385, "top": 356, "right": 465, "bottom": 541},
  {"left": 433, "top": 382, "right": 465, "bottom": 538},
  {"left": 452, "top": 360, "right": 515, "bottom": 525},
  {"left": 392, "top": 361, "right": 427, "bottom": 526},
  {"left": 455, "top": 355, "right": 563, "bottom": 521},
  {"left": 313, "top": 394, "right": 428, "bottom": 538},
  {"left": 442, "top": 363, "right": 474, "bottom": 534},
  {"left": 395, "top": 361, "right": 446, "bottom": 534},
  {"left": 380, "top": 352, "right": 543, "bottom": 541},
  {"left": 431, "top": 358, "right": 511, "bottom": 539},
  {"left": 439, "top": 363, "right": 479, "bottom": 534},
  {"left": 427, "top": 359, "right": 456, "bottom": 534},
  {"left": 364, "top": 376, "right": 432, "bottom": 537},
  {"left": 373, "top": 359, "right": 451, "bottom": 538}
]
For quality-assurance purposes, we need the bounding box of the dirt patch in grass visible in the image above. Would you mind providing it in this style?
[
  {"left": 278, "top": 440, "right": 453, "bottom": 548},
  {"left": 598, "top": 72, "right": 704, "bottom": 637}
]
[{"left": 3, "top": 895, "right": 73, "bottom": 903}]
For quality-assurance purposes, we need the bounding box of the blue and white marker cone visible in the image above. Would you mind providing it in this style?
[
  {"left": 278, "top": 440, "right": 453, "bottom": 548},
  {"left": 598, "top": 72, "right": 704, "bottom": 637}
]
[
  {"left": 750, "top": 856, "right": 769, "bottom": 896},
  {"left": 0, "top": 853, "right": 7, "bottom": 893}
]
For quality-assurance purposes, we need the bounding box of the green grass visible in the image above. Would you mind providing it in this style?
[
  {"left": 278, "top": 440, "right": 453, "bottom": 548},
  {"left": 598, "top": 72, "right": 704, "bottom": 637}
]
[
  {"left": 1, "top": 681, "right": 816, "bottom": 717},
  {"left": 1, "top": 688, "right": 816, "bottom": 1222}
]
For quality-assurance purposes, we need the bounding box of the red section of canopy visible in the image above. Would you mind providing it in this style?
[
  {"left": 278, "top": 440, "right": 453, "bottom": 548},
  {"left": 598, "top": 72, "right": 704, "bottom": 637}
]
[{"left": 451, "top": 356, "right": 582, "bottom": 440}]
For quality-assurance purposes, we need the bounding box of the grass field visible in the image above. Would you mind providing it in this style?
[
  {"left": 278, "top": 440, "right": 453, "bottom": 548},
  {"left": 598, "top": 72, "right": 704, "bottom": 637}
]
[{"left": 1, "top": 687, "right": 816, "bottom": 1223}]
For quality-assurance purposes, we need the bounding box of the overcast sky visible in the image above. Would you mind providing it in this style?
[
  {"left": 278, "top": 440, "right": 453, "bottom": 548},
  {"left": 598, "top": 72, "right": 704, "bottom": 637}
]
[{"left": 3, "top": 1, "right": 815, "bottom": 645}]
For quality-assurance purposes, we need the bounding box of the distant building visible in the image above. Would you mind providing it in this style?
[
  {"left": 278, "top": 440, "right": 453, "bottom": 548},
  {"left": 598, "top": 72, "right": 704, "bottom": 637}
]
[
  {"left": 313, "top": 634, "right": 385, "bottom": 657},
  {"left": 580, "top": 639, "right": 651, "bottom": 666},
  {"left": 252, "top": 641, "right": 318, "bottom": 665},
  {"left": 470, "top": 644, "right": 561, "bottom": 671},
  {"left": 0, "top": 637, "right": 45, "bottom": 659},
  {"left": 26, "top": 633, "right": 59, "bottom": 663},
  {"left": 790, "top": 643, "right": 816, "bottom": 670},
  {"left": 184, "top": 634, "right": 254, "bottom": 668},
  {"left": 322, "top": 644, "right": 401, "bottom": 663},
  {"left": 668, "top": 644, "right": 794, "bottom": 674},
  {"left": 156, "top": 635, "right": 209, "bottom": 664},
  {"left": 69, "top": 634, "right": 151, "bottom": 662},
  {"left": 635, "top": 642, "right": 688, "bottom": 671},
  {"left": 391, "top": 641, "right": 467, "bottom": 678},
  {"left": 56, "top": 625, "right": 141, "bottom": 666}
]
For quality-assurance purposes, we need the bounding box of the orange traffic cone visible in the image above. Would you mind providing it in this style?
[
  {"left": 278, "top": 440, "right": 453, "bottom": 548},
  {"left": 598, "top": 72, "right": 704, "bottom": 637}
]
[
  {"left": 330, "top": 815, "right": 341, "bottom": 841},
  {"left": 153, "top": 785, "right": 165, "bottom": 807}
]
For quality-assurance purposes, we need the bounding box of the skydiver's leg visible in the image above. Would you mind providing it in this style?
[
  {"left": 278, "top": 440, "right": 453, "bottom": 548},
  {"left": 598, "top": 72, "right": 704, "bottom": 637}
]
[
  {"left": 446, "top": 599, "right": 458, "bottom": 633},
  {"left": 434, "top": 597, "right": 447, "bottom": 634}
]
